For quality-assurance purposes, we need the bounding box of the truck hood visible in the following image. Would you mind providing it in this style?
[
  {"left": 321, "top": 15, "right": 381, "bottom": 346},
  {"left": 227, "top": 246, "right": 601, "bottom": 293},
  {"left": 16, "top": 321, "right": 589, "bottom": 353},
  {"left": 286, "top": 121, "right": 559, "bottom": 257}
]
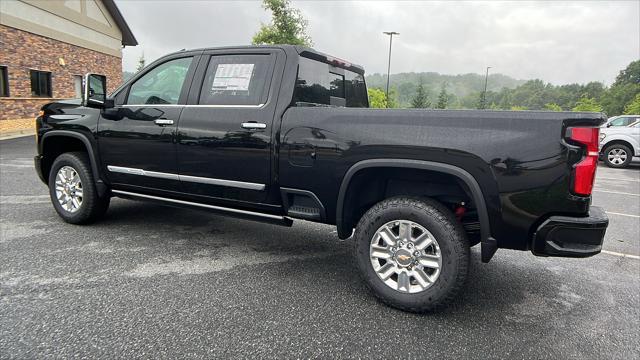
[{"left": 41, "top": 98, "right": 83, "bottom": 113}]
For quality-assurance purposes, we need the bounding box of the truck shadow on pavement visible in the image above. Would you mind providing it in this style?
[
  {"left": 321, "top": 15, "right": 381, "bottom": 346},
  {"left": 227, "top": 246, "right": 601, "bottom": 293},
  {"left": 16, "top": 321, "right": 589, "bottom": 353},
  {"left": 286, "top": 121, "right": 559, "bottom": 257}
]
[{"left": 94, "top": 199, "right": 589, "bottom": 320}]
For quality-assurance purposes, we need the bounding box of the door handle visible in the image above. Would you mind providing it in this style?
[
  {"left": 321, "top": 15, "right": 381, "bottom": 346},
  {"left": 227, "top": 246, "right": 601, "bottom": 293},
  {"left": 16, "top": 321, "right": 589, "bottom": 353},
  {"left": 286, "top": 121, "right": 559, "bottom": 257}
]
[
  {"left": 241, "top": 122, "right": 267, "bottom": 130},
  {"left": 154, "top": 119, "right": 174, "bottom": 126}
]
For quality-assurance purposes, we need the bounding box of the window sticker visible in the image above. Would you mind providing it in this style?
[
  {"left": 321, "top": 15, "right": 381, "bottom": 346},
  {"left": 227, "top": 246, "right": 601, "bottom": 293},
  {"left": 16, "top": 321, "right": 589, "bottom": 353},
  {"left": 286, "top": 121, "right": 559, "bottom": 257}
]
[{"left": 211, "top": 63, "right": 254, "bottom": 92}]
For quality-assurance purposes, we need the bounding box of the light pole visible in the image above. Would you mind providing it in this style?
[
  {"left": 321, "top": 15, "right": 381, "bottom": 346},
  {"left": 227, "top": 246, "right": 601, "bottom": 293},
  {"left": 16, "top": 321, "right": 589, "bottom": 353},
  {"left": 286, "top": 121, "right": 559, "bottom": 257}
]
[
  {"left": 481, "top": 66, "right": 491, "bottom": 109},
  {"left": 383, "top": 31, "right": 399, "bottom": 108}
]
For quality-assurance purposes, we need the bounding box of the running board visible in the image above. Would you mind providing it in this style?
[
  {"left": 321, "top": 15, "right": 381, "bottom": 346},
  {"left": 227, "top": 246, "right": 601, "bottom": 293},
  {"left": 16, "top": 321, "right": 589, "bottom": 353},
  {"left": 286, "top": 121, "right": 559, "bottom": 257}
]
[{"left": 111, "top": 190, "right": 293, "bottom": 227}]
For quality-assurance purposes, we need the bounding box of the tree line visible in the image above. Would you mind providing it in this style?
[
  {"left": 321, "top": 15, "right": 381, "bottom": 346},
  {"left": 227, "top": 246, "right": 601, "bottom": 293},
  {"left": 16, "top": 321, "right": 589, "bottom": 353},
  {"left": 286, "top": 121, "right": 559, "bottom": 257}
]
[{"left": 367, "top": 60, "right": 639, "bottom": 115}]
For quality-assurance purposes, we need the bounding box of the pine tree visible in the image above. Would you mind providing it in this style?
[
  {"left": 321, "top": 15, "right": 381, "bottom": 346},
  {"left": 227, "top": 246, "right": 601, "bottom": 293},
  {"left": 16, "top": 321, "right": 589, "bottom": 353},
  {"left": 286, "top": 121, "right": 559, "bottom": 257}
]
[
  {"left": 411, "top": 81, "right": 430, "bottom": 108},
  {"left": 435, "top": 83, "right": 448, "bottom": 109},
  {"left": 136, "top": 53, "right": 146, "bottom": 72}
]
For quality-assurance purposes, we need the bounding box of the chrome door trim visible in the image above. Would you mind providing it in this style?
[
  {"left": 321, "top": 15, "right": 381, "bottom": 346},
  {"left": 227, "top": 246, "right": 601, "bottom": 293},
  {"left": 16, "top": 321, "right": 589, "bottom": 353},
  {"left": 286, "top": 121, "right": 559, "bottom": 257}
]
[
  {"left": 50, "top": 114, "right": 82, "bottom": 120},
  {"left": 178, "top": 174, "right": 265, "bottom": 190},
  {"left": 107, "top": 165, "right": 180, "bottom": 180},
  {"left": 107, "top": 165, "right": 265, "bottom": 191},
  {"left": 120, "top": 104, "right": 264, "bottom": 109},
  {"left": 111, "top": 190, "right": 284, "bottom": 220}
]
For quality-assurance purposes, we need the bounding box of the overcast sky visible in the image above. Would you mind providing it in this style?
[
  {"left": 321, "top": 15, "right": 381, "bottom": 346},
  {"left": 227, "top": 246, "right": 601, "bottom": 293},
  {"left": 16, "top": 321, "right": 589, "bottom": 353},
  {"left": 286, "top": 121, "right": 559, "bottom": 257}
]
[{"left": 116, "top": 0, "right": 639, "bottom": 85}]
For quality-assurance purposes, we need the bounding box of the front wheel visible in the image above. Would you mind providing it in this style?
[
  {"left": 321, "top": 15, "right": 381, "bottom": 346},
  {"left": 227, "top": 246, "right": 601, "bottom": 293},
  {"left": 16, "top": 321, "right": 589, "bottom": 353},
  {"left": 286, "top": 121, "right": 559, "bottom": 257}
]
[
  {"left": 603, "top": 144, "right": 632, "bottom": 168},
  {"left": 48, "top": 152, "right": 110, "bottom": 224},
  {"left": 354, "top": 197, "right": 469, "bottom": 312}
]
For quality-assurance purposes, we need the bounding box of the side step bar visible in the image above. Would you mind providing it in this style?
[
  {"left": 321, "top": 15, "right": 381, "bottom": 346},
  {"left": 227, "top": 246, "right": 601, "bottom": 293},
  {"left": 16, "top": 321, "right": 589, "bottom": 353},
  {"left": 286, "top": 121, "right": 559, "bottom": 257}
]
[{"left": 112, "top": 190, "right": 293, "bottom": 227}]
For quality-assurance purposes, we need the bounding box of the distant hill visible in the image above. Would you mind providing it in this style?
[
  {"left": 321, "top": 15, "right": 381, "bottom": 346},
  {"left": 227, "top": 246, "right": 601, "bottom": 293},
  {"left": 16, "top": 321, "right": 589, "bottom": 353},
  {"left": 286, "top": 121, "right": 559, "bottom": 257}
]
[{"left": 366, "top": 72, "right": 526, "bottom": 107}]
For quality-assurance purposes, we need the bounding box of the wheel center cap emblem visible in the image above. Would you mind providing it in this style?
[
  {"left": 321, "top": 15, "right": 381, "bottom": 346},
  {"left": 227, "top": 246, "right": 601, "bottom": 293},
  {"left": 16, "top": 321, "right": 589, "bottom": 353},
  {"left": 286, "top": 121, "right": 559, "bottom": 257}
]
[{"left": 395, "top": 249, "right": 413, "bottom": 267}]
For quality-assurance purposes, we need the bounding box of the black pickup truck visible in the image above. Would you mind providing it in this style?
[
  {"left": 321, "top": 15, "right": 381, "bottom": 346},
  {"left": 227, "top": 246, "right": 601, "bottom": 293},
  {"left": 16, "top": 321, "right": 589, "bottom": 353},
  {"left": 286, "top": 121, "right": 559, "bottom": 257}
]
[{"left": 35, "top": 45, "right": 608, "bottom": 312}]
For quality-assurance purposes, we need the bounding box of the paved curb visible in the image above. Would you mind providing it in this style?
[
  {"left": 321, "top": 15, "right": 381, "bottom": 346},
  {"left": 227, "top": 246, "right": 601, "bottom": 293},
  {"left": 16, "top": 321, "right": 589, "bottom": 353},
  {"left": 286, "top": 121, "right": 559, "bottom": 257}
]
[{"left": 0, "top": 130, "right": 35, "bottom": 141}]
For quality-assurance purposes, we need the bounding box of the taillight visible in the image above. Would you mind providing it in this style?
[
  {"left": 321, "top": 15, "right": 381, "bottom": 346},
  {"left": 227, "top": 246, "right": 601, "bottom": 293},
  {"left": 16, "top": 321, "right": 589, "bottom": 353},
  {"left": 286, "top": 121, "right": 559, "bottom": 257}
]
[
  {"left": 326, "top": 56, "right": 352, "bottom": 68},
  {"left": 567, "top": 127, "right": 599, "bottom": 196}
]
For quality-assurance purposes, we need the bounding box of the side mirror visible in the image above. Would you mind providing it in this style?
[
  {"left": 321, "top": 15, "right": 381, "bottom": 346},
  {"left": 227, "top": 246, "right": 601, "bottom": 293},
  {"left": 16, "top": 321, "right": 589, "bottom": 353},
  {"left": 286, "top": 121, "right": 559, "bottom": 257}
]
[
  {"left": 606, "top": 123, "right": 612, "bottom": 128},
  {"left": 83, "top": 73, "right": 112, "bottom": 108}
]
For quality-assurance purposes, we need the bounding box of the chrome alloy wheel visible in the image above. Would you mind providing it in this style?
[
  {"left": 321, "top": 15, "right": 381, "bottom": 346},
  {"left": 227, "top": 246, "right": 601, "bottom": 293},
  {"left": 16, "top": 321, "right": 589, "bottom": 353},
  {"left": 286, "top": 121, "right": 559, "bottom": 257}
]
[
  {"left": 55, "top": 166, "right": 83, "bottom": 213},
  {"left": 369, "top": 220, "right": 442, "bottom": 294},
  {"left": 607, "top": 148, "right": 628, "bottom": 165}
]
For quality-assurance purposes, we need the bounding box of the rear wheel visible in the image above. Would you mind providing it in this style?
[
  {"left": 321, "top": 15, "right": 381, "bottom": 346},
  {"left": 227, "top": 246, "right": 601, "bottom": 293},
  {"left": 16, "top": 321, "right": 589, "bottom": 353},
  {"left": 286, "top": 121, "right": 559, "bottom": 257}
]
[
  {"left": 48, "top": 152, "right": 110, "bottom": 224},
  {"left": 604, "top": 144, "right": 632, "bottom": 168},
  {"left": 354, "top": 197, "right": 469, "bottom": 312}
]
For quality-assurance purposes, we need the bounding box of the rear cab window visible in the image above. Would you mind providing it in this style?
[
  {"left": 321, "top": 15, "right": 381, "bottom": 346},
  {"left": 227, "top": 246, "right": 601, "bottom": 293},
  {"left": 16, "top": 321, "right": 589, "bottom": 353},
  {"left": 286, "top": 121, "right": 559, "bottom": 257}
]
[{"left": 293, "top": 55, "right": 368, "bottom": 108}]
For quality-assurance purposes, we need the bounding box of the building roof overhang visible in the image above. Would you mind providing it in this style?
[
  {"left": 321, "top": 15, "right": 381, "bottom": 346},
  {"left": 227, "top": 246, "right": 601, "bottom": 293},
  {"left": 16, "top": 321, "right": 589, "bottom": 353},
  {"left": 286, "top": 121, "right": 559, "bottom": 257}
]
[{"left": 102, "top": 0, "right": 137, "bottom": 46}]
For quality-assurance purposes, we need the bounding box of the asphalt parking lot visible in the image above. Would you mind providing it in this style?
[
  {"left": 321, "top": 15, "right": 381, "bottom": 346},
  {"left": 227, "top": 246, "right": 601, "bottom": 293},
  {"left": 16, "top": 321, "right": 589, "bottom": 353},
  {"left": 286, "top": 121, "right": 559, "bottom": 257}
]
[{"left": 1, "top": 135, "right": 639, "bottom": 359}]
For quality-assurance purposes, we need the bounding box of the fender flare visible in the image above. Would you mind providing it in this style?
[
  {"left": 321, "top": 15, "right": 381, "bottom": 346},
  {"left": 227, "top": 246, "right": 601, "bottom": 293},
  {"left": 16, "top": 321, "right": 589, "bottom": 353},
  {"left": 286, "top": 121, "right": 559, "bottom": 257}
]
[
  {"left": 336, "top": 159, "right": 496, "bottom": 261},
  {"left": 41, "top": 130, "right": 107, "bottom": 195}
]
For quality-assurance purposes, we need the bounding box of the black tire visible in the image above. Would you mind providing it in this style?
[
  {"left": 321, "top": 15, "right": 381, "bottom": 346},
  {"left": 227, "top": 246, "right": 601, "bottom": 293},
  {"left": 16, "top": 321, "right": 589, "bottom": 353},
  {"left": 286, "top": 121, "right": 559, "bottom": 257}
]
[
  {"left": 48, "top": 152, "right": 110, "bottom": 224},
  {"left": 603, "top": 143, "right": 633, "bottom": 168},
  {"left": 354, "top": 196, "right": 469, "bottom": 313}
]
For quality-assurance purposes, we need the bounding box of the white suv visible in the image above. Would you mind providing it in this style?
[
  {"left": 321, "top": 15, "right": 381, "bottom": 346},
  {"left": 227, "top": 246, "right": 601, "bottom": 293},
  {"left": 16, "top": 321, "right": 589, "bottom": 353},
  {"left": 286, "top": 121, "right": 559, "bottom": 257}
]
[{"left": 599, "top": 115, "right": 640, "bottom": 168}]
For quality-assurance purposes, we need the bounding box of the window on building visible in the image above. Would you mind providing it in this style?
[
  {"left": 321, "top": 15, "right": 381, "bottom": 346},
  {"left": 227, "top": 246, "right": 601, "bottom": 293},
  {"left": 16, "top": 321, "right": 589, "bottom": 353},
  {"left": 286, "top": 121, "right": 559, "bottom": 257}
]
[
  {"left": 30, "top": 70, "right": 52, "bottom": 97},
  {"left": 0, "top": 66, "right": 8, "bottom": 97},
  {"left": 74, "top": 75, "right": 83, "bottom": 98}
]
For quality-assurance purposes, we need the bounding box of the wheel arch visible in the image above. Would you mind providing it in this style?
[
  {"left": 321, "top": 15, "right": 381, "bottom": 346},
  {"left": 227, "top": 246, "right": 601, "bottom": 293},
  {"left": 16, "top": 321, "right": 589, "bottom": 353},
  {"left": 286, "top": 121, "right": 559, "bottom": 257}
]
[
  {"left": 336, "top": 159, "right": 495, "bottom": 261},
  {"left": 602, "top": 138, "right": 636, "bottom": 155},
  {"left": 40, "top": 131, "right": 107, "bottom": 195}
]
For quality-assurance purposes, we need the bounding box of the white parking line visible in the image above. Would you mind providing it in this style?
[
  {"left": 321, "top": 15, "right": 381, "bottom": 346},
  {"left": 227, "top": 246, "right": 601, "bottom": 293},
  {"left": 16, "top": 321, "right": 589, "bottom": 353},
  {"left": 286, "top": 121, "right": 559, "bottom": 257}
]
[
  {"left": 601, "top": 250, "right": 640, "bottom": 260},
  {"left": 605, "top": 211, "right": 640, "bottom": 219},
  {"left": 593, "top": 189, "right": 640, "bottom": 197},
  {"left": 596, "top": 177, "right": 640, "bottom": 183}
]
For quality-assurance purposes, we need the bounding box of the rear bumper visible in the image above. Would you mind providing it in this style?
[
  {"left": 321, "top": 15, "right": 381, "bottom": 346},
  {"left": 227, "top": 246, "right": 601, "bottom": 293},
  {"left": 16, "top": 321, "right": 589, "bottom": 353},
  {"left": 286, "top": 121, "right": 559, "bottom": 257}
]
[{"left": 532, "top": 206, "right": 608, "bottom": 257}]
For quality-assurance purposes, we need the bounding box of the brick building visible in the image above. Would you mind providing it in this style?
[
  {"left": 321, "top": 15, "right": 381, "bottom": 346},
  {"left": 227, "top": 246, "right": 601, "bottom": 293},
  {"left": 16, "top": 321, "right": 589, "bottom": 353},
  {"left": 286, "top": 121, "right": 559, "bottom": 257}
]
[{"left": 0, "top": 0, "right": 137, "bottom": 121}]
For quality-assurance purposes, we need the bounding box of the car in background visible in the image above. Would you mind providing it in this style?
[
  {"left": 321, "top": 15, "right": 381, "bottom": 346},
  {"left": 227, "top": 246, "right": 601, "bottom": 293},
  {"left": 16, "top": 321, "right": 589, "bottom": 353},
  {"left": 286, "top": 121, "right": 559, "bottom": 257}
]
[
  {"left": 599, "top": 115, "right": 640, "bottom": 168},
  {"left": 603, "top": 115, "right": 639, "bottom": 128}
]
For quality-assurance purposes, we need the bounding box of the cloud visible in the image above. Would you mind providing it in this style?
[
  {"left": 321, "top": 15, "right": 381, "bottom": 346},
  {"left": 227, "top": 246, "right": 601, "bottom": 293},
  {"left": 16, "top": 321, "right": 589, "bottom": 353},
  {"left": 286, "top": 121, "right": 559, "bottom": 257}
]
[{"left": 116, "top": 0, "right": 639, "bottom": 85}]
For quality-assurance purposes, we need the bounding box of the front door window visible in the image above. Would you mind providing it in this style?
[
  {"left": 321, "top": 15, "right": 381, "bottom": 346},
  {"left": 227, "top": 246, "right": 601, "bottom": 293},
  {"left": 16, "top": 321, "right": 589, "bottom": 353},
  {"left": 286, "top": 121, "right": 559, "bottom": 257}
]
[{"left": 127, "top": 57, "right": 193, "bottom": 105}]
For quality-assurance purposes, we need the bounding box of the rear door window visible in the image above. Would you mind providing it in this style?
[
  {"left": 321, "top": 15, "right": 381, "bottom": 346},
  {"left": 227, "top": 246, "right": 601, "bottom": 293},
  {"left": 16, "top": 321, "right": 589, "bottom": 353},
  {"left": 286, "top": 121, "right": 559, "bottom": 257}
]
[
  {"left": 625, "top": 117, "right": 640, "bottom": 126},
  {"left": 294, "top": 57, "right": 368, "bottom": 108},
  {"left": 198, "top": 54, "right": 273, "bottom": 106}
]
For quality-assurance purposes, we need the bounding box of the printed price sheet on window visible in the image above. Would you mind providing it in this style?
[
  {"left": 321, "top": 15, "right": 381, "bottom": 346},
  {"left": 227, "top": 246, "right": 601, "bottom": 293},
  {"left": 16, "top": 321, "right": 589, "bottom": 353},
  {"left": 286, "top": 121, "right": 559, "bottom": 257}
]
[{"left": 211, "top": 63, "right": 254, "bottom": 92}]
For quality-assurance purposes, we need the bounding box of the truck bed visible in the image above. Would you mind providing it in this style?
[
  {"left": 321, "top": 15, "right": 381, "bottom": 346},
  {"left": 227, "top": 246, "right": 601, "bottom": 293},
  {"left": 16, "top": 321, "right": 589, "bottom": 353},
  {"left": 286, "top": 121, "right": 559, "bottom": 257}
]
[{"left": 279, "top": 108, "right": 605, "bottom": 250}]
